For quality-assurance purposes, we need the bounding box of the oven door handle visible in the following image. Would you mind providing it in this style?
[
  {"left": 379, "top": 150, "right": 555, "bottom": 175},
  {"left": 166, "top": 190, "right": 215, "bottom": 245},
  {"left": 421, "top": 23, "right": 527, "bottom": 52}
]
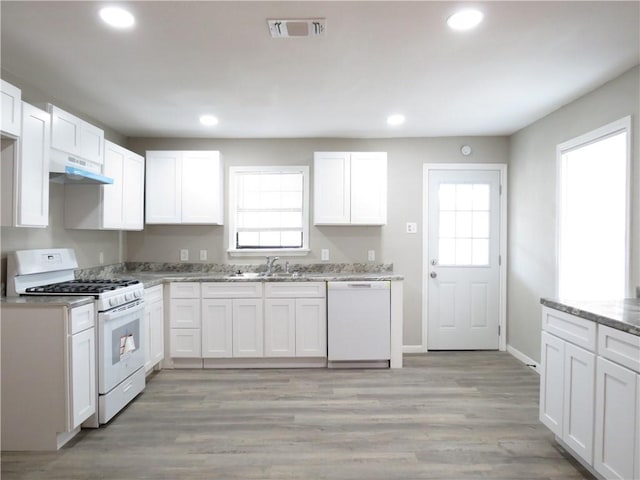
[{"left": 100, "top": 299, "right": 144, "bottom": 320}]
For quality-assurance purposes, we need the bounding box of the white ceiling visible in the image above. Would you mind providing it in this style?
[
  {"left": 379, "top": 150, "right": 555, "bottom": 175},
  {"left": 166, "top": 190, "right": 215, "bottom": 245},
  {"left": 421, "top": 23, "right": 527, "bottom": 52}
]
[{"left": 1, "top": 1, "right": 638, "bottom": 139}]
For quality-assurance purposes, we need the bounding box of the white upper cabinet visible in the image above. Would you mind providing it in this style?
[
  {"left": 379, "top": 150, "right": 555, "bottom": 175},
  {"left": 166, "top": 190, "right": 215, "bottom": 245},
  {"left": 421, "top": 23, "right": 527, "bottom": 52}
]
[
  {"left": 1, "top": 79, "right": 22, "bottom": 138},
  {"left": 145, "top": 150, "right": 223, "bottom": 225},
  {"left": 313, "top": 151, "right": 387, "bottom": 225},
  {"left": 1, "top": 102, "right": 50, "bottom": 228},
  {"left": 64, "top": 141, "right": 145, "bottom": 230},
  {"left": 48, "top": 104, "right": 104, "bottom": 165}
]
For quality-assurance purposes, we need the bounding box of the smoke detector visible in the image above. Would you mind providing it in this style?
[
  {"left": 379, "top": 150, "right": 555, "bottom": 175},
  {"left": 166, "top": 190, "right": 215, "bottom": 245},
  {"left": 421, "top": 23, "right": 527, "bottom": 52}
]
[{"left": 268, "top": 18, "right": 326, "bottom": 38}]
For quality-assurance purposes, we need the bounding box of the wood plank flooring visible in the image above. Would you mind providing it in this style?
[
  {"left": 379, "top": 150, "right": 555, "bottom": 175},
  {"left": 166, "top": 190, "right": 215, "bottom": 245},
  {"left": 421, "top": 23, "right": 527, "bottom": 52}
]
[{"left": 1, "top": 352, "right": 595, "bottom": 480}]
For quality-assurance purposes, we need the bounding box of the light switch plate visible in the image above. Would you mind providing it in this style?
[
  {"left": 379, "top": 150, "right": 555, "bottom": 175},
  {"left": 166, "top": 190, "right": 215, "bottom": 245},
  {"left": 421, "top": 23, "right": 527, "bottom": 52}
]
[
  {"left": 199, "top": 250, "right": 207, "bottom": 261},
  {"left": 180, "top": 249, "right": 189, "bottom": 261},
  {"left": 368, "top": 250, "right": 375, "bottom": 261},
  {"left": 321, "top": 249, "right": 329, "bottom": 261},
  {"left": 406, "top": 222, "right": 418, "bottom": 234}
]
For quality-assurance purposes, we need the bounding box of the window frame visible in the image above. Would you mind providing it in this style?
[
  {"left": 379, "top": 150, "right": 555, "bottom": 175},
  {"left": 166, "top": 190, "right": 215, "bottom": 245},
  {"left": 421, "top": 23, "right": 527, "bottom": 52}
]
[
  {"left": 555, "top": 116, "right": 631, "bottom": 298},
  {"left": 227, "top": 165, "right": 310, "bottom": 257}
]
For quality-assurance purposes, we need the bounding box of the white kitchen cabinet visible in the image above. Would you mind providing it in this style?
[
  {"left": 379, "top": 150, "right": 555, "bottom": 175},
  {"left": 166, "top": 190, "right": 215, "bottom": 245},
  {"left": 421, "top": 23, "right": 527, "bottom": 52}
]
[
  {"left": 593, "top": 325, "right": 640, "bottom": 480},
  {"left": 1, "top": 102, "right": 50, "bottom": 228},
  {"left": 539, "top": 308, "right": 596, "bottom": 465},
  {"left": 1, "top": 302, "right": 96, "bottom": 450},
  {"left": 264, "top": 299, "right": 296, "bottom": 357},
  {"left": 264, "top": 282, "right": 327, "bottom": 358},
  {"left": 314, "top": 151, "right": 387, "bottom": 225},
  {"left": 201, "top": 299, "right": 233, "bottom": 357},
  {"left": 232, "top": 299, "right": 264, "bottom": 357},
  {"left": 48, "top": 104, "right": 104, "bottom": 165},
  {"left": 64, "top": 140, "right": 145, "bottom": 230},
  {"left": 144, "top": 285, "right": 164, "bottom": 373},
  {"left": 145, "top": 150, "right": 223, "bottom": 224},
  {"left": 1, "top": 79, "right": 21, "bottom": 137},
  {"left": 169, "top": 282, "right": 201, "bottom": 358}
]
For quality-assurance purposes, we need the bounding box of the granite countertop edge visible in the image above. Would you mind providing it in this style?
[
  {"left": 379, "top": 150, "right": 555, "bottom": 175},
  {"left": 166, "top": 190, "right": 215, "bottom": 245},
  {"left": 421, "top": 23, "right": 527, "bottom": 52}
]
[
  {"left": 540, "top": 298, "right": 640, "bottom": 336},
  {"left": 1, "top": 296, "right": 94, "bottom": 307}
]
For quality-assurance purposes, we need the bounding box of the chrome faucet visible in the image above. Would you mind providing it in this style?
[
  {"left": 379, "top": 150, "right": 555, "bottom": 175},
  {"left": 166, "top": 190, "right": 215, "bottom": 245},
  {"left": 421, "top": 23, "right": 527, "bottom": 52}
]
[{"left": 265, "top": 256, "right": 279, "bottom": 275}]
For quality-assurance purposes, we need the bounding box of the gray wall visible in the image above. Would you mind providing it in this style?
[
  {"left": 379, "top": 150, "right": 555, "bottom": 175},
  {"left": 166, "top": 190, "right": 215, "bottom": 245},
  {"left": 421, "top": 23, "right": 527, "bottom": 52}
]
[
  {"left": 126, "top": 136, "right": 509, "bottom": 347},
  {"left": 508, "top": 65, "right": 639, "bottom": 363}
]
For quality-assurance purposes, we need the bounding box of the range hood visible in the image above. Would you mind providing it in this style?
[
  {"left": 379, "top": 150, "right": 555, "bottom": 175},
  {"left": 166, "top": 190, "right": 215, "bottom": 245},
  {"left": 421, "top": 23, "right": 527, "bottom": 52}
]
[{"left": 49, "top": 149, "right": 113, "bottom": 185}]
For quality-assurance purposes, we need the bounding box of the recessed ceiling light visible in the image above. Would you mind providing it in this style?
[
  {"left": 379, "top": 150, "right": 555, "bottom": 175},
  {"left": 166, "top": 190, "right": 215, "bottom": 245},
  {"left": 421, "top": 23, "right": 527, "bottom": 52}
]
[
  {"left": 199, "top": 115, "right": 219, "bottom": 126},
  {"left": 387, "top": 114, "right": 406, "bottom": 126},
  {"left": 99, "top": 6, "right": 135, "bottom": 28},
  {"left": 447, "top": 9, "right": 483, "bottom": 31}
]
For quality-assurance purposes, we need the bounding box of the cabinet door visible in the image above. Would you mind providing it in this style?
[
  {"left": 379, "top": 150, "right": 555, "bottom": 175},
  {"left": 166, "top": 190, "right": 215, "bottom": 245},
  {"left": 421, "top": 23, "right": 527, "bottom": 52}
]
[
  {"left": 202, "top": 299, "right": 233, "bottom": 358},
  {"left": 264, "top": 299, "right": 295, "bottom": 357},
  {"left": 540, "top": 331, "right": 564, "bottom": 437},
  {"left": 1, "top": 79, "right": 21, "bottom": 137},
  {"left": 149, "top": 299, "right": 164, "bottom": 366},
  {"left": 70, "top": 327, "right": 96, "bottom": 428},
  {"left": 121, "top": 152, "right": 145, "bottom": 230},
  {"left": 79, "top": 121, "right": 104, "bottom": 165},
  {"left": 101, "top": 140, "right": 124, "bottom": 229},
  {"left": 350, "top": 152, "right": 387, "bottom": 225},
  {"left": 295, "top": 298, "right": 327, "bottom": 357},
  {"left": 594, "top": 357, "right": 638, "bottom": 480},
  {"left": 145, "top": 151, "right": 182, "bottom": 223},
  {"left": 313, "top": 152, "right": 350, "bottom": 225},
  {"left": 170, "top": 329, "right": 201, "bottom": 357},
  {"left": 232, "top": 299, "right": 263, "bottom": 357},
  {"left": 49, "top": 105, "right": 81, "bottom": 156},
  {"left": 169, "top": 299, "right": 201, "bottom": 328},
  {"left": 181, "top": 151, "right": 223, "bottom": 224},
  {"left": 563, "top": 342, "right": 595, "bottom": 463},
  {"left": 16, "top": 102, "right": 50, "bottom": 227},
  {"left": 143, "top": 302, "right": 153, "bottom": 372}
]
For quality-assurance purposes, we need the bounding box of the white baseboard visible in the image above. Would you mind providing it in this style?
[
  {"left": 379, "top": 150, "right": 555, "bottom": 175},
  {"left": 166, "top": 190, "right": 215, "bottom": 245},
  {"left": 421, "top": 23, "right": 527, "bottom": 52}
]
[
  {"left": 403, "top": 344, "right": 424, "bottom": 354},
  {"left": 507, "top": 344, "right": 540, "bottom": 374}
]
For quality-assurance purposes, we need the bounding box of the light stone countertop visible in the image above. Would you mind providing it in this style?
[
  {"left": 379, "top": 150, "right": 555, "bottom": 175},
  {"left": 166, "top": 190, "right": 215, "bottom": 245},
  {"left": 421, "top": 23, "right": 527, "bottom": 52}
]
[
  {"left": 540, "top": 297, "right": 640, "bottom": 336},
  {"left": 1, "top": 295, "right": 94, "bottom": 308}
]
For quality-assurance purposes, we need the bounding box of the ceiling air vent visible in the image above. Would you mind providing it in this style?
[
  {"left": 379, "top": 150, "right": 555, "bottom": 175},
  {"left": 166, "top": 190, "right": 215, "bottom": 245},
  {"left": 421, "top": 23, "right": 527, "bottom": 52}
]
[{"left": 268, "top": 18, "right": 326, "bottom": 38}]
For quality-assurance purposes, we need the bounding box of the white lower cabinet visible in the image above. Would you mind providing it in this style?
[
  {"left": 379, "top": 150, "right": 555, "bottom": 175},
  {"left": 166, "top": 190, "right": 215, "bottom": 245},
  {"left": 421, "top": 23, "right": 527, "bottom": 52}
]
[
  {"left": 593, "top": 325, "right": 640, "bottom": 480},
  {"left": 540, "top": 307, "right": 640, "bottom": 479},
  {"left": 169, "top": 282, "right": 327, "bottom": 364},
  {"left": 169, "top": 282, "right": 201, "bottom": 358},
  {"left": 1, "top": 302, "right": 96, "bottom": 450},
  {"left": 540, "top": 307, "right": 596, "bottom": 465},
  {"left": 264, "top": 283, "right": 327, "bottom": 358},
  {"left": 144, "top": 285, "right": 164, "bottom": 373}
]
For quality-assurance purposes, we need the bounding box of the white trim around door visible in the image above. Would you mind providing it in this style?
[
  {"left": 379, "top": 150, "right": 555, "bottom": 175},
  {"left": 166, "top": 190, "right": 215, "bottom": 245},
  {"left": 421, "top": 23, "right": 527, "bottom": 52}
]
[{"left": 422, "top": 163, "right": 508, "bottom": 352}]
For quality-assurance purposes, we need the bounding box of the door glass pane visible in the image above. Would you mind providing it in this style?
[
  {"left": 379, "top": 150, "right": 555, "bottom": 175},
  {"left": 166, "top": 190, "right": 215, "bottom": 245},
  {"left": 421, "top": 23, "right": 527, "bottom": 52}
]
[{"left": 438, "top": 183, "right": 491, "bottom": 266}]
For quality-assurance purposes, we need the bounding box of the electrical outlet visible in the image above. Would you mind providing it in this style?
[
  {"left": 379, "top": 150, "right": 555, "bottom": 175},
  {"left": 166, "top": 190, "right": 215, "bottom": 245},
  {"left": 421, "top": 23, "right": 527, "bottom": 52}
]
[
  {"left": 180, "top": 249, "right": 189, "bottom": 261},
  {"left": 406, "top": 222, "right": 418, "bottom": 234},
  {"left": 199, "top": 250, "right": 207, "bottom": 261},
  {"left": 368, "top": 250, "right": 375, "bottom": 261},
  {"left": 99, "top": 252, "right": 104, "bottom": 265},
  {"left": 321, "top": 249, "right": 329, "bottom": 261}
]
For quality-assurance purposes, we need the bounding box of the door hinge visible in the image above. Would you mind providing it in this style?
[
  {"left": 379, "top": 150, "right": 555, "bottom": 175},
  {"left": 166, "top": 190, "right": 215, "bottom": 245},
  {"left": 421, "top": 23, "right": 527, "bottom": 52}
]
[
  {"left": 499, "top": 255, "right": 502, "bottom": 266},
  {"left": 498, "top": 325, "right": 501, "bottom": 336},
  {"left": 499, "top": 184, "right": 502, "bottom": 195}
]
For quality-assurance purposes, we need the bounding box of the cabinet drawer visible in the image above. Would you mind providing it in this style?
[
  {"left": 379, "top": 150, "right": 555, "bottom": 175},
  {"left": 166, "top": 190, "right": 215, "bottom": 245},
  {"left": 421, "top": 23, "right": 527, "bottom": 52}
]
[
  {"left": 542, "top": 307, "right": 596, "bottom": 351},
  {"left": 201, "top": 282, "right": 263, "bottom": 298},
  {"left": 265, "top": 282, "right": 326, "bottom": 298},
  {"left": 144, "top": 285, "right": 163, "bottom": 303},
  {"left": 169, "top": 299, "right": 201, "bottom": 328},
  {"left": 598, "top": 324, "right": 640, "bottom": 373},
  {"left": 170, "top": 328, "right": 201, "bottom": 357},
  {"left": 70, "top": 303, "right": 95, "bottom": 334},
  {"left": 169, "top": 282, "right": 200, "bottom": 298}
]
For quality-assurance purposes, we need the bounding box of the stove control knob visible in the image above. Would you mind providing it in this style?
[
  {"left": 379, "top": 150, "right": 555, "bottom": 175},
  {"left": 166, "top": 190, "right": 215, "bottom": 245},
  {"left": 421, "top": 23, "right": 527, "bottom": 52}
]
[
  {"left": 109, "top": 298, "right": 117, "bottom": 307},
  {"left": 125, "top": 293, "right": 133, "bottom": 301},
  {"left": 134, "top": 290, "right": 142, "bottom": 299}
]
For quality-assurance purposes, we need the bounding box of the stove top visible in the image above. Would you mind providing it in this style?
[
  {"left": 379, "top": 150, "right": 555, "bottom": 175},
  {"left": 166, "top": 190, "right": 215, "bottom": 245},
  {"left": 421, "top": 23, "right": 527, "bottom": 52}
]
[{"left": 25, "top": 279, "right": 141, "bottom": 295}]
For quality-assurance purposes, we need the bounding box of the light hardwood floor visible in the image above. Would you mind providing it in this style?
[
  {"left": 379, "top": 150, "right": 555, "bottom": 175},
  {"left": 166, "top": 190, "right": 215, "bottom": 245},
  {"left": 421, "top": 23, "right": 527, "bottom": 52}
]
[{"left": 1, "top": 352, "right": 595, "bottom": 480}]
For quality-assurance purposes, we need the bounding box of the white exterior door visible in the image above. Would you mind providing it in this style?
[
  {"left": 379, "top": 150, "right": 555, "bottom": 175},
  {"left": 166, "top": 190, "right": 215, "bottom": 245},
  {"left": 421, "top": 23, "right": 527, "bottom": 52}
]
[{"left": 426, "top": 168, "right": 501, "bottom": 350}]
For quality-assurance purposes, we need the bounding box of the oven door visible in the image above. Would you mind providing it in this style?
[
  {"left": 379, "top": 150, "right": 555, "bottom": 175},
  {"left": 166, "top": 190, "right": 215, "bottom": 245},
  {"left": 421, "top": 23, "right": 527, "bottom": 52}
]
[{"left": 98, "top": 299, "right": 145, "bottom": 394}]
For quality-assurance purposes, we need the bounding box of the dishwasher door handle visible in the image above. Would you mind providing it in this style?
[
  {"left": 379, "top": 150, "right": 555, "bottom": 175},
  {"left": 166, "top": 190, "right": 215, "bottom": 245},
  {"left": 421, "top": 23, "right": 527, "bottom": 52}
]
[{"left": 346, "top": 283, "right": 372, "bottom": 288}]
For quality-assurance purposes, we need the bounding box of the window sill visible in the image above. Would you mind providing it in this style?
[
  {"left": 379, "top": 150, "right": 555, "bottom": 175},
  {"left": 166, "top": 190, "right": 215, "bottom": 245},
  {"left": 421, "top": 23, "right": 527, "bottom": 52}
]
[{"left": 227, "top": 248, "right": 311, "bottom": 258}]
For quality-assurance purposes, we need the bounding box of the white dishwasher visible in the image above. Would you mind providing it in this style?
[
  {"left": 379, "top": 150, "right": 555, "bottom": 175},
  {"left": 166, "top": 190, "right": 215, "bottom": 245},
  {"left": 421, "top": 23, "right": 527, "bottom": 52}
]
[{"left": 327, "top": 281, "right": 391, "bottom": 361}]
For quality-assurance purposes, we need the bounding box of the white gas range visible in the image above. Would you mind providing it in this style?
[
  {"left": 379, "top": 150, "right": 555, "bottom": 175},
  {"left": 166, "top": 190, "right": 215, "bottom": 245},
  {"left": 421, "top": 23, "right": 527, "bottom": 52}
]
[{"left": 7, "top": 248, "right": 146, "bottom": 426}]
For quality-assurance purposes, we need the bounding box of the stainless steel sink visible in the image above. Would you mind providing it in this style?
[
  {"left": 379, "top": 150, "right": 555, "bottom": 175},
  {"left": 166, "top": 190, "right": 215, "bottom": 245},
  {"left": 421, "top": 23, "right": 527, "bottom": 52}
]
[{"left": 226, "top": 272, "right": 264, "bottom": 279}]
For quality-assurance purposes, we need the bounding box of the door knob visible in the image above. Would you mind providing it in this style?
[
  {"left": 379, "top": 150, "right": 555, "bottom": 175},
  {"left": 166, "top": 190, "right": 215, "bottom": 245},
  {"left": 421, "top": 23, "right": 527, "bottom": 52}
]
[{"left": 430, "top": 272, "right": 437, "bottom": 278}]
